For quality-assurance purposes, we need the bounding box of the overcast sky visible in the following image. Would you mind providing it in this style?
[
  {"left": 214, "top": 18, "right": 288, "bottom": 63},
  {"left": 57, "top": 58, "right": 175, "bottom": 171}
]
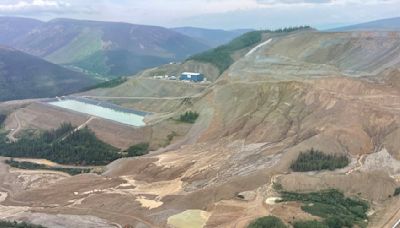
[{"left": 0, "top": 0, "right": 399, "bottom": 29}]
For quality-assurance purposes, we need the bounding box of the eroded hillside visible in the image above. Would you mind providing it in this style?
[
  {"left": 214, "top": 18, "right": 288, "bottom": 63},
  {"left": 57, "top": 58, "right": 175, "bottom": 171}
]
[{"left": 1, "top": 30, "right": 400, "bottom": 227}]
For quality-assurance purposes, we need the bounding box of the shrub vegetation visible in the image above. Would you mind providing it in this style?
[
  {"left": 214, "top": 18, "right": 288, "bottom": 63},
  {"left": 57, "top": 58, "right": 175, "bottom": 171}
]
[
  {"left": 126, "top": 143, "right": 150, "bottom": 157},
  {"left": 290, "top": 148, "right": 349, "bottom": 172},
  {"left": 394, "top": 187, "right": 400, "bottom": 196},
  {"left": 179, "top": 111, "right": 199, "bottom": 123},
  {"left": 248, "top": 216, "right": 287, "bottom": 228},
  {"left": 279, "top": 189, "right": 369, "bottom": 228}
]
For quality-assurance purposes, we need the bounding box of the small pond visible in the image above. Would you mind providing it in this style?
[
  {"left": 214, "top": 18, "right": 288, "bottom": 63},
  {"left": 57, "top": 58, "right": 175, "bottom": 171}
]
[{"left": 48, "top": 98, "right": 146, "bottom": 127}]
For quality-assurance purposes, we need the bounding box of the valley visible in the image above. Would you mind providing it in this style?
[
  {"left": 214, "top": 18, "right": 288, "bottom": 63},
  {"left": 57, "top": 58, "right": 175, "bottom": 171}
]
[
  {"left": 0, "top": 19, "right": 400, "bottom": 228},
  {"left": 0, "top": 18, "right": 226, "bottom": 79}
]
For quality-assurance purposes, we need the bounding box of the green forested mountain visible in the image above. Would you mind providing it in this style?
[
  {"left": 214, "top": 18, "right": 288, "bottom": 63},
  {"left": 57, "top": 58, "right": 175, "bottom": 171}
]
[
  {"left": 0, "top": 46, "right": 96, "bottom": 101},
  {"left": 0, "top": 17, "right": 210, "bottom": 78}
]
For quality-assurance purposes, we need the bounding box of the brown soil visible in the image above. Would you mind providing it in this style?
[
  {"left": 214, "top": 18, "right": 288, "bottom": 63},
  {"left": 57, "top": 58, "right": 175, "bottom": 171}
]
[{"left": 2, "top": 31, "right": 400, "bottom": 227}]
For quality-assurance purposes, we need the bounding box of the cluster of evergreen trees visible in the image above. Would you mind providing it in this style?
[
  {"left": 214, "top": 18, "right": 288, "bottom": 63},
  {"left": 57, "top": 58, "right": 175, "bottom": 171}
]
[
  {"left": 394, "top": 187, "right": 400, "bottom": 196},
  {"left": 272, "top": 26, "right": 312, "bottom": 33},
  {"left": 250, "top": 188, "right": 369, "bottom": 228},
  {"left": 179, "top": 111, "right": 199, "bottom": 123},
  {"left": 41, "top": 122, "right": 74, "bottom": 143},
  {"left": 279, "top": 189, "right": 369, "bottom": 228},
  {"left": 290, "top": 148, "right": 349, "bottom": 172},
  {"left": 126, "top": 142, "right": 149, "bottom": 157},
  {"left": 0, "top": 123, "right": 121, "bottom": 165}
]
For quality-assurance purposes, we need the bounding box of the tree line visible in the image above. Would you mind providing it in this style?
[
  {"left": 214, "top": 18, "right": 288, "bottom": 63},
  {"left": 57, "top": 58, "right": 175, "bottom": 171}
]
[
  {"left": 6, "top": 159, "right": 91, "bottom": 176},
  {"left": 271, "top": 26, "right": 312, "bottom": 33}
]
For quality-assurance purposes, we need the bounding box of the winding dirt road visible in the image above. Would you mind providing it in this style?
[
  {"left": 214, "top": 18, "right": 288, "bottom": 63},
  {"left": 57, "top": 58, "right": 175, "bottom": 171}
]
[
  {"left": 61, "top": 116, "right": 95, "bottom": 141},
  {"left": 245, "top": 39, "right": 272, "bottom": 57},
  {"left": 346, "top": 154, "right": 366, "bottom": 175},
  {"left": 7, "top": 113, "right": 21, "bottom": 142},
  {"left": 381, "top": 205, "right": 400, "bottom": 228}
]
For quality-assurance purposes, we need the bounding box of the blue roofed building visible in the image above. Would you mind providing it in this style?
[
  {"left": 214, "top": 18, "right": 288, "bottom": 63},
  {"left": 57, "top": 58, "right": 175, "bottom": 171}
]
[{"left": 179, "top": 72, "right": 205, "bottom": 82}]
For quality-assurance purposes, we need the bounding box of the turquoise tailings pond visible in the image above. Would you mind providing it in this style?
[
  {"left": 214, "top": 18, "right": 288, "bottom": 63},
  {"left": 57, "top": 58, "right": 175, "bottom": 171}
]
[{"left": 48, "top": 97, "right": 147, "bottom": 127}]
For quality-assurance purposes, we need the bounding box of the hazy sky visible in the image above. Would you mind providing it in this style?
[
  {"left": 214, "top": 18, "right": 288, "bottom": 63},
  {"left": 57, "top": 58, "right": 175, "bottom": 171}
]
[{"left": 0, "top": 0, "right": 399, "bottom": 29}]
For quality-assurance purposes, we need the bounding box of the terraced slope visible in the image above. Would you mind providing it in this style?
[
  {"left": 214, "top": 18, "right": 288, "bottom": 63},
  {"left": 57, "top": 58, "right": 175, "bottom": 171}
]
[{"left": 228, "top": 31, "right": 400, "bottom": 81}]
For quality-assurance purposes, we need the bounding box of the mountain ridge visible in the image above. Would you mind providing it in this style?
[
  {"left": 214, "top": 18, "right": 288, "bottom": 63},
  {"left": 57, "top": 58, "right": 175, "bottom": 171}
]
[
  {"left": 329, "top": 17, "right": 400, "bottom": 31},
  {"left": 172, "top": 26, "right": 253, "bottom": 47},
  {"left": 0, "top": 17, "right": 211, "bottom": 78},
  {"left": 0, "top": 46, "right": 97, "bottom": 101}
]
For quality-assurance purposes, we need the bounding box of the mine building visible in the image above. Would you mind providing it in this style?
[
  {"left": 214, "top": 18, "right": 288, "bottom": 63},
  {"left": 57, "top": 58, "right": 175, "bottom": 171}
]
[{"left": 179, "top": 72, "right": 205, "bottom": 82}]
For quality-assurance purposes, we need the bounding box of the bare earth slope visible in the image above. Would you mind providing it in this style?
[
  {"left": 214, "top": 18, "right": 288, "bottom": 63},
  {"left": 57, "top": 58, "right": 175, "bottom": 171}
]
[{"left": 1, "top": 30, "right": 400, "bottom": 227}]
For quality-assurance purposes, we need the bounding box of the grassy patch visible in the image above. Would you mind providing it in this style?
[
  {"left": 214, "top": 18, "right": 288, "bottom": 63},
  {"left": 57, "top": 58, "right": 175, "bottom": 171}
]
[
  {"left": 0, "top": 220, "right": 45, "bottom": 228},
  {"left": 248, "top": 216, "right": 287, "bottom": 228},
  {"left": 279, "top": 189, "right": 369, "bottom": 228},
  {"left": 167, "top": 210, "right": 210, "bottom": 228},
  {"left": 290, "top": 148, "right": 349, "bottom": 172},
  {"left": 126, "top": 142, "right": 150, "bottom": 157},
  {"left": 179, "top": 111, "right": 199, "bottom": 124},
  {"left": 5, "top": 159, "right": 91, "bottom": 176}
]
